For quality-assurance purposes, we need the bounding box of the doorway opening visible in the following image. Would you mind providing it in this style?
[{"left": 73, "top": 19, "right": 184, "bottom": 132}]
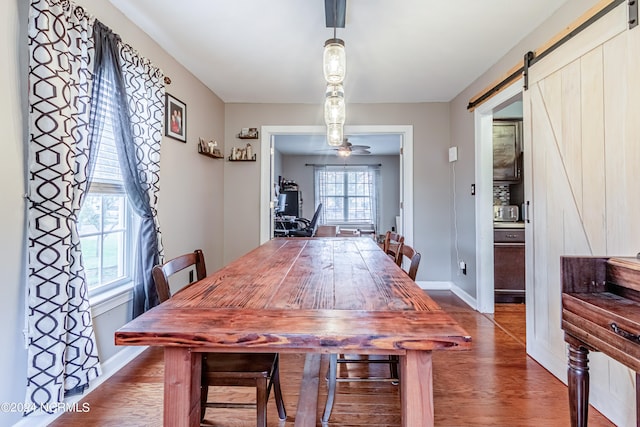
[
  {"left": 259, "top": 125, "right": 414, "bottom": 246},
  {"left": 474, "top": 80, "right": 523, "bottom": 314}
]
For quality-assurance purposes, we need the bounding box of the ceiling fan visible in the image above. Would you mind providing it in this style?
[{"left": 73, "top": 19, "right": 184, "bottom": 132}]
[{"left": 332, "top": 138, "right": 371, "bottom": 157}]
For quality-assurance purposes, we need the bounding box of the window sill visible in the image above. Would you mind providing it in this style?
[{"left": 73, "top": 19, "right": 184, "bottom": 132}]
[{"left": 89, "top": 282, "right": 134, "bottom": 317}]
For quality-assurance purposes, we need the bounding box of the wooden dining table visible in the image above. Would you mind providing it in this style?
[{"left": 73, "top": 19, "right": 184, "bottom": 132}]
[{"left": 115, "top": 237, "right": 471, "bottom": 426}]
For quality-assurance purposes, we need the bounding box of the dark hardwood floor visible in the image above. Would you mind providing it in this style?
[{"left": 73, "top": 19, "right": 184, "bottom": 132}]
[{"left": 49, "top": 291, "right": 614, "bottom": 426}]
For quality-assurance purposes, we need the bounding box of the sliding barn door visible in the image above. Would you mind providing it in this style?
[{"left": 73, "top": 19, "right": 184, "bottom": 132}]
[{"left": 524, "top": 4, "right": 640, "bottom": 424}]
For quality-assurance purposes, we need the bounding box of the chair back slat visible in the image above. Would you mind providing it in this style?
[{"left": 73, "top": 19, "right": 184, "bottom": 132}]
[
  {"left": 383, "top": 231, "right": 404, "bottom": 263},
  {"left": 152, "top": 249, "right": 206, "bottom": 303}
]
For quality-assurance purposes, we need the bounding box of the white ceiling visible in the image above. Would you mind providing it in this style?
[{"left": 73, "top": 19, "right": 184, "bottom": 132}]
[{"left": 109, "top": 0, "right": 570, "bottom": 104}]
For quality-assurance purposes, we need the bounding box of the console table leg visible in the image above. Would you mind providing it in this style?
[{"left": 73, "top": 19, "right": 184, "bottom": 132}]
[{"left": 567, "top": 344, "right": 589, "bottom": 427}]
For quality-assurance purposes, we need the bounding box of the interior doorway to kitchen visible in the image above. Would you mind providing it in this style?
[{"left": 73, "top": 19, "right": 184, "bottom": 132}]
[{"left": 473, "top": 80, "right": 523, "bottom": 314}]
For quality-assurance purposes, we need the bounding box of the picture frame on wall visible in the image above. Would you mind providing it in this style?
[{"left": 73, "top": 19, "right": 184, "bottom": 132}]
[{"left": 165, "top": 93, "right": 187, "bottom": 142}]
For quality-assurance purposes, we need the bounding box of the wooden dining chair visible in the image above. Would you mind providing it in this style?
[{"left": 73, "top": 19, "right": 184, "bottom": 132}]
[
  {"left": 152, "top": 250, "right": 286, "bottom": 426},
  {"left": 396, "top": 242, "right": 422, "bottom": 280},
  {"left": 382, "top": 230, "right": 404, "bottom": 264},
  {"left": 386, "top": 242, "right": 423, "bottom": 379},
  {"left": 323, "top": 242, "right": 422, "bottom": 424}
]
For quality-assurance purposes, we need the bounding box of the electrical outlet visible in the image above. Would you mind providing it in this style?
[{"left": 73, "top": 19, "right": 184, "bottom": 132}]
[{"left": 459, "top": 260, "right": 467, "bottom": 275}]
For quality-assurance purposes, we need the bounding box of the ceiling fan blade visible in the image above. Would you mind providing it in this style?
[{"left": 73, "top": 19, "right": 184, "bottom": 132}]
[
  {"left": 352, "top": 150, "right": 371, "bottom": 155},
  {"left": 350, "top": 144, "right": 370, "bottom": 150}
]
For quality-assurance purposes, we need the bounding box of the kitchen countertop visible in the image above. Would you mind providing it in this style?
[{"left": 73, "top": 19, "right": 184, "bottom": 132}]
[{"left": 494, "top": 221, "right": 525, "bottom": 229}]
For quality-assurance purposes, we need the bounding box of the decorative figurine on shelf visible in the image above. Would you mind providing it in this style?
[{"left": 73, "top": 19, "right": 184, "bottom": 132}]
[
  {"left": 238, "top": 127, "right": 258, "bottom": 139},
  {"left": 229, "top": 144, "right": 256, "bottom": 160},
  {"left": 198, "top": 138, "right": 221, "bottom": 157}
]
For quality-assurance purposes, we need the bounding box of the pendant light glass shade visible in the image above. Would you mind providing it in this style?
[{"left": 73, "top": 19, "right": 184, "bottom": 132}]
[
  {"left": 324, "top": 84, "right": 345, "bottom": 146},
  {"left": 324, "top": 84, "right": 345, "bottom": 124},
  {"left": 323, "top": 38, "right": 346, "bottom": 84},
  {"left": 326, "top": 124, "right": 344, "bottom": 147}
]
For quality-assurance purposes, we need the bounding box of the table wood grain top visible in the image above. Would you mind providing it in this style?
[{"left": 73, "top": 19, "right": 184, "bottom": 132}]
[{"left": 115, "top": 238, "right": 471, "bottom": 353}]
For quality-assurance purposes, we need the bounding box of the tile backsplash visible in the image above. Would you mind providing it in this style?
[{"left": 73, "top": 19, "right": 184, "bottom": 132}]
[{"left": 493, "top": 184, "right": 510, "bottom": 205}]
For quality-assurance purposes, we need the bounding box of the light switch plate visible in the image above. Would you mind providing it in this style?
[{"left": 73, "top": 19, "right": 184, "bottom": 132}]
[{"left": 449, "top": 146, "right": 458, "bottom": 162}]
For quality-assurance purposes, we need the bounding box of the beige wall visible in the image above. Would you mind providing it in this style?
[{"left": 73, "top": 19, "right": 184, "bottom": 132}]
[
  {"left": 448, "top": 0, "right": 601, "bottom": 298},
  {"left": 223, "top": 102, "right": 451, "bottom": 281},
  {"left": 0, "top": 1, "right": 225, "bottom": 424}
]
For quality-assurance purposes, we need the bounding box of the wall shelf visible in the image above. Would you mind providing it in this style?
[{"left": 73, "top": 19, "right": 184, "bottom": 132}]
[
  {"left": 228, "top": 155, "right": 257, "bottom": 162},
  {"left": 198, "top": 151, "right": 224, "bottom": 159},
  {"left": 197, "top": 146, "right": 223, "bottom": 159},
  {"left": 237, "top": 127, "right": 258, "bottom": 139}
]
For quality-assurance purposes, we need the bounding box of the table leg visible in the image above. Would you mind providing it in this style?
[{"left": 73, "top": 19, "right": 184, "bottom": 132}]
[
  {"left": 567, "top": 344, "right": 589, "bottom": 427},
  {"left": 164, "top": 347, "right": 201, "bottom": 427},
  {"left": 322, "top": 354, "right": 338, "bottom": 424},
  {"left": 400, "top": 350, "right": 433, "bottom": 427}
]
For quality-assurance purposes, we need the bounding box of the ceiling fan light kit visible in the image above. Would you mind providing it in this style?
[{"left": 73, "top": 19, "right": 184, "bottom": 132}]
[
  {"left": 328, "top": 139, "right": 371, "bottom": 157},
  {"left": 337, "top": 147, "right": 351, "bottom": 157}
]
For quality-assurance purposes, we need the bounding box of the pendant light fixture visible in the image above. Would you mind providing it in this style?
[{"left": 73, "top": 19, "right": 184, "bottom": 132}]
[
  {"left": 323, "top": 39, "right": 346, "bottom": 84},
  {"left": 324, "top": 83, "right": 345, "bottom": 146},
  {"left": 323, "top": 0, "right": 347, "bottom": 146}
]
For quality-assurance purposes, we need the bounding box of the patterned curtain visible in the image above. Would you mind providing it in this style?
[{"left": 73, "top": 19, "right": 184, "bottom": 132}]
[
  {"left": 26, "top": 0, "right": 100, "bottom": 412},
  {"left": 116, "top": 35, "right": 165, "bottom": 318}
]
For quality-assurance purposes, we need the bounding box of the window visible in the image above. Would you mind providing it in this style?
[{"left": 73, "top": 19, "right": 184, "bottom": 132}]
[
  {"left": 315, "top": 166, "right": 378, "bottom": 226},
  {"left": 78, "top": 123, "right": 135, "bottom": 294}
]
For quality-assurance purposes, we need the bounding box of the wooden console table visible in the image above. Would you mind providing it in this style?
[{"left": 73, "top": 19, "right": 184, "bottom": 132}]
[{"left": 561, "top": 256, "right": 640, "bottom": 427}]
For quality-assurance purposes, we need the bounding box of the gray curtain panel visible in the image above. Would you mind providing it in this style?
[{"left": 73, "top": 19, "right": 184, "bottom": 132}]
[{"left": 91, "top": 22, "right": 165, "bottom": 318}]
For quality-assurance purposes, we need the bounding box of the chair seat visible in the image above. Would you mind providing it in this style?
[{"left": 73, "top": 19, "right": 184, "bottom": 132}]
[
  {"left": 152, "top": 250, "right": 286, "bottom": 425},
  {"left": 204, "top": 352, "right": 277, "bottom": 377}
]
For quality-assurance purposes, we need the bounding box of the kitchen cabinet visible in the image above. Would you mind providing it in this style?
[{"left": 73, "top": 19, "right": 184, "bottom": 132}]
[
  {"left": 494, "top": 227, "right": 525, "bottom": 303},
  {"left": 493, "top": 120, "right": 522, "bottom": 183}
]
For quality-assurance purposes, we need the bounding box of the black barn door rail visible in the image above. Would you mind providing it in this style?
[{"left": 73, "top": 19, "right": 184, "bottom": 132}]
[{"left": 467, "top": 0, "right": 630, "bottom": 110}]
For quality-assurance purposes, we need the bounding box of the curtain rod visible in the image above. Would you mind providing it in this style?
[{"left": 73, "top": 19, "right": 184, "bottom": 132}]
[
  {"left": 305, "top": 163, "right": 381, "bottom": 167},
  {"left": 467, "top": 0, "right": 626, "bottom": 111}
]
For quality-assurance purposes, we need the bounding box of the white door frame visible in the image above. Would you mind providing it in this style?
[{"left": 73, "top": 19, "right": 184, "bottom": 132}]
[
  {"left": 474, "top": 80, "right": 523, "bottom": 313},
  {"left": 259, "top": 125, "right": 414, "bottom": 246}
]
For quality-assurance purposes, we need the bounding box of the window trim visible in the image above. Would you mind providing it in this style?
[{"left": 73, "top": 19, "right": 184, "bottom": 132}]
[
  {"left": 80, "top": 182, "right": 137, "bottom": 298},
  {"left": 318, "top": 167, "right": 376, "bottom": 225}
]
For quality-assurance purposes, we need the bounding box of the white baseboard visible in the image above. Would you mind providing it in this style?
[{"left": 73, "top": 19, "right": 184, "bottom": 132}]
[
  {"left": 13, "top": 346, "right": 147, "bottom": 427},
  {"left": 417, "top": 281, "right": 478, "bottom": 310},
  {"left": 450, "top": 283, "right": 478, "bottom": 310},
  {"left": 416, "top": 280, "right": 452, "bottom": 290}
]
